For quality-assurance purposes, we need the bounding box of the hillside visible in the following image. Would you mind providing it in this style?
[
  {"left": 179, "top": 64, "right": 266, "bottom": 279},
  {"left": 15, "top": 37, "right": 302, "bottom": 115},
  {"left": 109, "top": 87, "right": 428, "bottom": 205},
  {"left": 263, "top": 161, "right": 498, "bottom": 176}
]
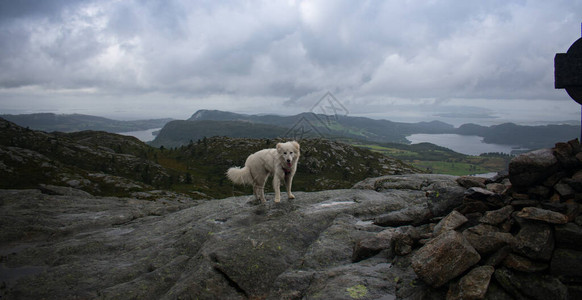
[
  {"left": 0, "top": 117, "right": 173, "bottom": 196},
  {"left": 183, "top": 109, "right": 455, "bottom": 144},
  {"left": 149, "top": 120, "right": 289, "bottom": 148},
  {"left": 0, "top": 118, "right": 419, "bottom": 199},
  {"left": 457, "top": 122, "right": 580, "bottom": 149},
  {"left": 1, "top": 113, "right": 172, "bottom": 133},
  {"left": 161, "top": 137, "right": 421, "bottom": 197},
  {"left": 153, "top": 109, "right": 579, "bottom": 150}
]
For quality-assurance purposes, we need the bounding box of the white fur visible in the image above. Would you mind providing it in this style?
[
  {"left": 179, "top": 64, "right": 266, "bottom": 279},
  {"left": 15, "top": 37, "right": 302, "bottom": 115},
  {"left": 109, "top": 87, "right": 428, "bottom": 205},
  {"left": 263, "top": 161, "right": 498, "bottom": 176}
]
[{"left": 227, "top": 141, "right": 300, "bottom": 203}]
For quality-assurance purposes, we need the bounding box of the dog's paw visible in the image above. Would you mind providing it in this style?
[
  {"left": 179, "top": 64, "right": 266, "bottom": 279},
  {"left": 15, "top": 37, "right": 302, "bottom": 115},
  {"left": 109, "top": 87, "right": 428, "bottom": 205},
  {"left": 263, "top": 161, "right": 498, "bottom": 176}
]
[
  {"left": 288, "top": 193, "right": 295, "bottom": 199},
  {"left": 274, "top": 196, "right": 281, "bottom": 203}
]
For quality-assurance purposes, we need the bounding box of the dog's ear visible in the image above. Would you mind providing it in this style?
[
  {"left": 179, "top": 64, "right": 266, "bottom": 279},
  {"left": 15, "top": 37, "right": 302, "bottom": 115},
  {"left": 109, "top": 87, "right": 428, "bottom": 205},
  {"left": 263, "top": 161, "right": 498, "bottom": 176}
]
[
  {"left": 291, "top": 141, "right": 300, "bottom": 152},
  {"left": 276, "top": 143, "right": 282, "bottom": 152}
]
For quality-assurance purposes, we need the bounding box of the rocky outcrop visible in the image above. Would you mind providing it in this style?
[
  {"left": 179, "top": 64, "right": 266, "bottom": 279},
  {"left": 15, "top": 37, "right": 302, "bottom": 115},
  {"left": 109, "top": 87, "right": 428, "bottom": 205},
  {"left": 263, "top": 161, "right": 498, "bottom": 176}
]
[
  {"left": 2, "top": 140, "right": 582, "bottom": 299},
  {"left": 352, "top": 139, "right": 582, "bottom": 299},
  {"left": 1, "top": 174, "right": 461, "bottom": 299}
]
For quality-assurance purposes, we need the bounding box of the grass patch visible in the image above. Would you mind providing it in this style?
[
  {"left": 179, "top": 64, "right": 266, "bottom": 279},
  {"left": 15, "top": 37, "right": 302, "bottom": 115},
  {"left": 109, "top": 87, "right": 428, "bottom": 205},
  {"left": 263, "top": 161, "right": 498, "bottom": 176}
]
[{"left": 353, "top": 142, "right": 510, "bottom": 176}]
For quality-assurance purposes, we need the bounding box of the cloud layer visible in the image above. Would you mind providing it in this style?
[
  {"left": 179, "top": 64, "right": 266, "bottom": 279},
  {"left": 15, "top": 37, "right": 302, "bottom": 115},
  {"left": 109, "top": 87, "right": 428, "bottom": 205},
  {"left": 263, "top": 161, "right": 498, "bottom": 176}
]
[{"left": 1, "top": 0, "right": 581, "bottom": 122}]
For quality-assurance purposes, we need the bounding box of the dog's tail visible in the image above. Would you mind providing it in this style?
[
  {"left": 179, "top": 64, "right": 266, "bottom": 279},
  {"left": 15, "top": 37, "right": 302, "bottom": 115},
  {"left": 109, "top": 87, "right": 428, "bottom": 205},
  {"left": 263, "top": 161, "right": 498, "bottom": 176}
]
[{"left": 226, "top": 166, "right": 252, "bottom": 185}]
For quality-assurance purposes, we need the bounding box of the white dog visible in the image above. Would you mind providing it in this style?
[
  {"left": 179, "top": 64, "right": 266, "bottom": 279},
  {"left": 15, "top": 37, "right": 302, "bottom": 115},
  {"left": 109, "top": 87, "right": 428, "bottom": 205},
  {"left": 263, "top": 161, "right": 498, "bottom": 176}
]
[{"left": 227, "top": 141, "right": 300, "bottom": 203}]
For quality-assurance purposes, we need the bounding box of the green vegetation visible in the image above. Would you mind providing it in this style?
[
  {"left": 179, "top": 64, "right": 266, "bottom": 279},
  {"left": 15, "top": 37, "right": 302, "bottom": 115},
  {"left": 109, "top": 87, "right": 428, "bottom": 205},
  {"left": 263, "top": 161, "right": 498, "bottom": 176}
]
[
  {"left": 0, "top": 116, "right": 420, "bottom": 199},
  {"left": 147, "top": 137, "right": 421, "bottom": 198},
  {"left": 353, "top": 142, "right": 511, "bottom": 176}
]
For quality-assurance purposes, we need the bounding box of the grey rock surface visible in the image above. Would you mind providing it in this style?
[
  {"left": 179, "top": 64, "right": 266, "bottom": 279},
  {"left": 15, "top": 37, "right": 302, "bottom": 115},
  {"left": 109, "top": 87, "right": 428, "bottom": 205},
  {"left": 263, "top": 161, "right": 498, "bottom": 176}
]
[{"left": 1, "top": 174, "right": 459, "bottom": 299}]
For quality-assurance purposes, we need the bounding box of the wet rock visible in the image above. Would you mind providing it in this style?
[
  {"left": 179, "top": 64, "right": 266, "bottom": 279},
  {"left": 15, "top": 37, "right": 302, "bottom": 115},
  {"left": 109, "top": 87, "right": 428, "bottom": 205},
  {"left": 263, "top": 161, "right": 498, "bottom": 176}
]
[
  {"left": 486, "top": 183, "right": 508, "bottom": 195},
  {"left": 555, "top": 182, "right": 576, "bottom": 198},
  {"left": 38, "top": 184, "right": 94, "bottom": 198},
  {"left": 509, "top": 148, "right": 559, "bottom": 187},
  {"left": 494, "top": 268, "right": 568, "bottom": 300},
  {"left": 352, "top": 230, "right": 393, "bottom": 262},
  {"left": 555, "top": 222, "right": 582, "bottom": 249},
  {"left": 433, "top": 210, "right": 468, "bottom": 237},
  {"left": 554, "top": 142, "right": 579, "bottom": 169},
  {"left": 465, "top": 187, "right": 496, "bottom": 199},
  {"left": 374, "top": 205, "right": 431, "bottom": 227},
  {"left": 411, "top": 230, "right": 480, "bottom": 288},
  {"left": 484, "top": 246, "right": 512, "bottom": 267},
  {"left": 513, "top": 222, "right": 554, "bottom": 261},
  {"left": 456, "top": 176, "right": 487, "bottom": 189},
  {"left": 483, "top": 281, "right": 515, "bottom": 300},
  {"left": 463, "top": 224, "right": 515, "bottom": 255},
  {"left": 447, "top": 265, "right": 494, "bottom": 300},
  {"left": 516, "top": 207, "right": 568, "bottom": 224},
  {"left": 502, "top": 253, "right": 548, "bottom": 273},
  {"left": 527, "top": 185, "right": 552, "bottom": 199},
  {"left": 1, "top": 183, "right": 439, "bottom": 299},
  {"left": 550, "top": 248, "right": 582, "bottom": 278},
  {"left": 393, "top": 232, "right": 414, "bottom": 256},
  {"left": 479, "top": 205, "right": 514, "bottom": 225}
]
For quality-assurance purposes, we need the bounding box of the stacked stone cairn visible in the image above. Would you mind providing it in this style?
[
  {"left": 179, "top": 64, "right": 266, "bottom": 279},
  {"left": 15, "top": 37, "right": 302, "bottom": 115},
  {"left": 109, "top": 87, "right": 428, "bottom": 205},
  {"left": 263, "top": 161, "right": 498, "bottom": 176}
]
[{"left": 353, "top": 139, "right": 582, "bottom": 299}]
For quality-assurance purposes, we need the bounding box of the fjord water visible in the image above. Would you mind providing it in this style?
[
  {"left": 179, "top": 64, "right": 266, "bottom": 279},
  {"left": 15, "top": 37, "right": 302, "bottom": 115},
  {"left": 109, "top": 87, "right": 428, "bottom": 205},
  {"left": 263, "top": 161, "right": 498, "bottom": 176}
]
[
  {"left": 119, "top": 128, "right": 161, "bottom": 142},
  {"left": 406, "top": 134, "right": 521, "bottom": 156},
  {"left": 122, "top": 128, "right": 520, "bottom": 156}
]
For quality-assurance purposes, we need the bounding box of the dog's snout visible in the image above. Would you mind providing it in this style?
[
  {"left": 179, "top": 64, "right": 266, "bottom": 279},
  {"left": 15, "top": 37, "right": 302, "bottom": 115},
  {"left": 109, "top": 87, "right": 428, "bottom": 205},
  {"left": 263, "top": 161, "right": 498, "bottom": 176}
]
[{"left": 287, "top": 159, "right": 291, "bottom": 163}]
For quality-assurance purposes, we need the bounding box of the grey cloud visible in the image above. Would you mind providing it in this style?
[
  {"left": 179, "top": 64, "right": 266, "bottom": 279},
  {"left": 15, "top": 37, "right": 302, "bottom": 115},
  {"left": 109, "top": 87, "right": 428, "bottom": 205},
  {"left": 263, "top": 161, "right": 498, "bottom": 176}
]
[{"left": 0, "top": 0, "right": 581, "bottom": 120}]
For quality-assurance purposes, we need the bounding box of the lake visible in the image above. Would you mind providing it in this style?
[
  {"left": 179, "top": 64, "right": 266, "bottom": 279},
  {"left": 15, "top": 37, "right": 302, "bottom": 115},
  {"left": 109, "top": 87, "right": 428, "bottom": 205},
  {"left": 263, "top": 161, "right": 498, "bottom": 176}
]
[
  {"left": 119, "top": 128, "right": 161, "bottom": 142},
  {"left": 406, "top": 134, "right": 523, "bottom": 156}
]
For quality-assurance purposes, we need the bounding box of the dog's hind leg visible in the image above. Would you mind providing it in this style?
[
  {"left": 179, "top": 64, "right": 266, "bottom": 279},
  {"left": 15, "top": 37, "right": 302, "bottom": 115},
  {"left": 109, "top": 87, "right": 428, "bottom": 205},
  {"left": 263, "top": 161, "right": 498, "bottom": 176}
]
[
  {"left": 253, "top": 174, "right": 268, "bottom": 203},
  {"left": 253, "top": 184, "right": 266, "bottom": 203}
]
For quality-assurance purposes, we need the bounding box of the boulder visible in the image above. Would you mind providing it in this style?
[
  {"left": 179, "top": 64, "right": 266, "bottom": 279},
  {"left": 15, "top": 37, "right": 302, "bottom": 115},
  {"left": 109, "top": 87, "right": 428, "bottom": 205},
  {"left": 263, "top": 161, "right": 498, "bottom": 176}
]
[
  {"left": 411, "top": 230, "right": 480, "bottom": 288},
  {"left": 374, "top": 205, "right": 431, "bottom": 227},
  {"left": 516, "top": 207, "right": 568, "bottom": 224},
  {"left": 447, "top": 265, "right": 494, "bottom": 300},
  {"left": 352, "top": 230, "right": 393, "bottom": 262},
  {"left": 502, "top": 253, "right": 548, "bottom": 273},
  {"left": 456, "top": 176, "right": 487, "bottom": 189},
  {"left": 554, "top": 222, "right": 582, "bottom": 249},
  {"left": 479, "top": 205, "right": 514, "bottom": 225},
  {"left": 509, "top": 148, "right": 559, "bottom": 187},
  {"left": 484, "top": 246, "right": 512, "bottom": 267},
  {"left": 554, "top": 141, "right": 580, "bottom": 169},
  {"left": 494, "top": 268, "right": 568, "bottom": 300},
  {"left": 550, "top": 248, "right": 582, "bottom": 278},
  {"left": 512, "top": 222, "right": 554, "bottom": 261},
  {"left": 433, "top": 210, "right": 468, "bottom": 236},
  {"left": 463, "top": 224, "right": 516, "bottom": 255}
]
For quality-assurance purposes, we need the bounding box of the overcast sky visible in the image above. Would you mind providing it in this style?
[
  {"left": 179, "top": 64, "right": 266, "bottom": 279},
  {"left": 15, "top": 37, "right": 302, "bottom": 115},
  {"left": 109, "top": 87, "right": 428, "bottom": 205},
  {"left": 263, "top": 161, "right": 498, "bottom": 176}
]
[{"left": 1, "top": 0, "right": 581, "bottom": 125}]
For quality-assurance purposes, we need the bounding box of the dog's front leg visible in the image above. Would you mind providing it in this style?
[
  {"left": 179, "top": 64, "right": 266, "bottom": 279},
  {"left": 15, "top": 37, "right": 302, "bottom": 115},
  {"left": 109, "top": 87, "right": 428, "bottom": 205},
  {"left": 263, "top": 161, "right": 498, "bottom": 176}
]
[
  {"left": 285, "top": 173, "right": 295, "bottom": 199},
  {"left": 272, "top": 176, "right": 281, "bottom": 203}
]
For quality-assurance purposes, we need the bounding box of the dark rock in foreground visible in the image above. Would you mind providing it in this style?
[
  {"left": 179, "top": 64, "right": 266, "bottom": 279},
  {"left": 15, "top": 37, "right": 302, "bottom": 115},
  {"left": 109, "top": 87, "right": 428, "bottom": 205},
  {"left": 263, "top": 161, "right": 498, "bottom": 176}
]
[{"left": 0, "top": 174, "right": 460, "bottom": 299}]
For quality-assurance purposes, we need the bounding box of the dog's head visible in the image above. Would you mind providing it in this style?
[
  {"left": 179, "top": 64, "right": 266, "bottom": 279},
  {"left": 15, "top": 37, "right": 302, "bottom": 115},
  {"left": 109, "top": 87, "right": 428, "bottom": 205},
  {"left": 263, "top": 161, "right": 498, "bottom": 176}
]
[{"left": 276, "top": 141, "right": 300, "bottom": 168}]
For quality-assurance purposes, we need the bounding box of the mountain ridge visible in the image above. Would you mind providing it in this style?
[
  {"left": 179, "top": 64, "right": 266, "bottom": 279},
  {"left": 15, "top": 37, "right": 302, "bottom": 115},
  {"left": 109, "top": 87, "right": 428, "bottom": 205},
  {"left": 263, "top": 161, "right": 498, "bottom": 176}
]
[
  {"left": 0, "top": 112, "right": 172, "bottom": 133},
  {"left": 155, "top": 109, "right": 580, "bottom": 151}
]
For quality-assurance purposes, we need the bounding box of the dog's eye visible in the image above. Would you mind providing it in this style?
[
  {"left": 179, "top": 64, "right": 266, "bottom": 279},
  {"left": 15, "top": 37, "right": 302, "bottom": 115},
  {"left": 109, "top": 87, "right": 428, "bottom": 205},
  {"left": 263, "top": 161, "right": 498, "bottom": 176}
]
[{"left": 283, "top": 152, "right": 287, "bottom": 154}]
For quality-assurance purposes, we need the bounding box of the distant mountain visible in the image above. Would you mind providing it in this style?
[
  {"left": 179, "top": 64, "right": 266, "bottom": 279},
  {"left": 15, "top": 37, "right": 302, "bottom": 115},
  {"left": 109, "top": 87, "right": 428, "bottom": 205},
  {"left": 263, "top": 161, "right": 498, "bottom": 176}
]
[
  {"left": 184, "top": 109, "right": 579, "bottom": 150},
  {"left": 457, "top": 122, "right": 580, "bottom": 149},
  {"left": 146, "top": 109, "right": 455, "bottom": 147},
  {"left": 0, "top": 113, "right": 172, "bottom": 133},
  {"left": 150, "top": 120, "right": 290, "bottom": 148},
  {"left": 154, "top": 109, "right": 580, "bottom": 151}
]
